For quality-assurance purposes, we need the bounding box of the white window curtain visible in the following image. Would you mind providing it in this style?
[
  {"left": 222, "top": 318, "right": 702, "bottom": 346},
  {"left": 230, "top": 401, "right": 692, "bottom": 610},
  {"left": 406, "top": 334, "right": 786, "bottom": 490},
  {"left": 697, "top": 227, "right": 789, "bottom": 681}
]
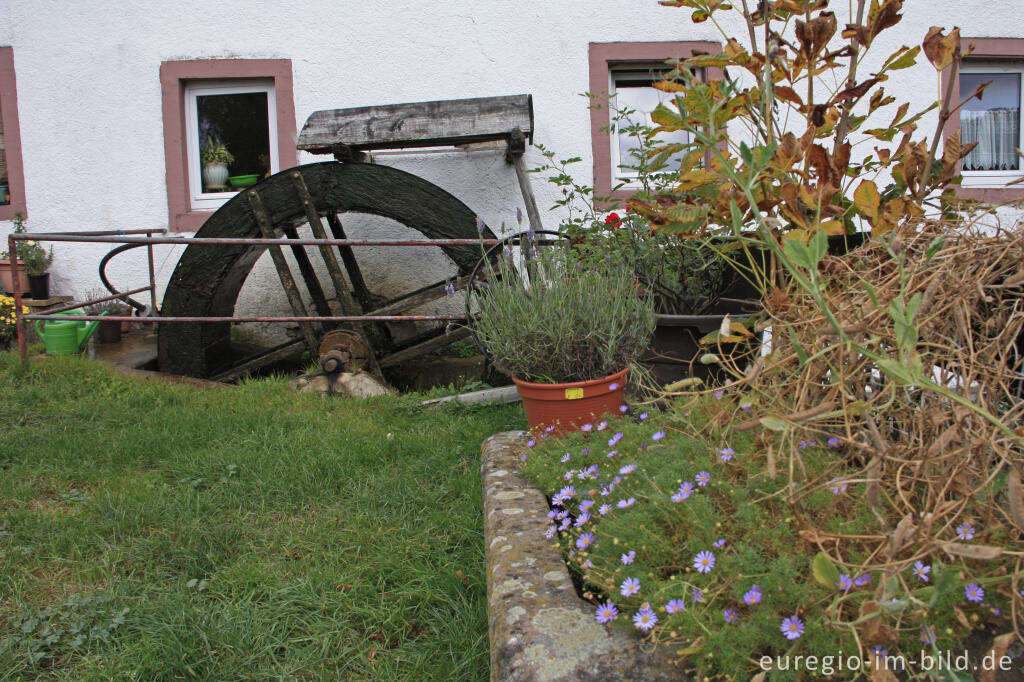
[{"left": 962, "top": 108, "right": 1020, "bottom": 171}]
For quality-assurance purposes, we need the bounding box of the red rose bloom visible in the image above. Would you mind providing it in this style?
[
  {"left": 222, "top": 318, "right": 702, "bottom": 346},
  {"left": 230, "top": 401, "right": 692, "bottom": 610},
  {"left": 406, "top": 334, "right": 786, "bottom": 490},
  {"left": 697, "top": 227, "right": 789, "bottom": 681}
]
[{"left": 605, "top": 213, "right": 623, "bottom": 229}]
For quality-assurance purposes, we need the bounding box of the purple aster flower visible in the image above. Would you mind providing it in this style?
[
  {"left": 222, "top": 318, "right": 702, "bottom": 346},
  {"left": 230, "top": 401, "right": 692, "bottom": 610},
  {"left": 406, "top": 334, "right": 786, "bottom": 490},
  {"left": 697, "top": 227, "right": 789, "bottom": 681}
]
[
  {"left": 965, "top": 583, "right": 985, "bottom": 603},
  {"left": 781, "top": 616, "right": 804, "bottom": 640},
  {"left": 827, "top": 436, "right": 841, "bottom": 448},
  {"left": 544, "top": 527, "right": 556, "bottom": 539},
  {"left": 575, "top": 512, "right": 591, "bottom": 527},
  {"left": 666, "top": 598, "right": 685, "bottom": 614},
  {"left": 576, "top": 533, "right": 595, "bottom": 550},
  {"left": 619, "top": 404, "right": 628, "bottom": 414},
  {"left": 633, "top": 604, "right": 658, "bottom": 631},
  {"left": 723, "top": 609, "right": 737, "bottom": 623},
  {"left": 520, "top": 454, "right": 528, "bottom": 462},
  {"left": 595, "top": 602, "right": 618, "bottom": 624},
  {"left": 713, "top": 538, "right": 726, "bottom": 548},
  {"left": 676, "top": 482, "right": 694, "bottom": 500},
  {"left": 561, "top": 453, "right": 572, "bottom": 463},
  {"left": 854, "top": 573, "right": 871, "bottom": 587},
  {"left": 580, "top": 500, "right": 594, "bottom": 511},
  {"left": 989, "top": 605, "right": 1001, "bottom": 616},
  {"left": 580, "top": 447, "right": 590, "bottom": 456},
  {"left": 563, "top": 471, "right": 574, "bottom": 481},
  {"left": 608, "top": 382, "right": 620, "bottom": 391},
  {"left": 619, "top": 464, "right": 636, "bottom": 475},
  {"left": 639, "top": 412, "right": 649, "bottom": 420},
  {"left": 695, "top": 471, "right": 710, "bottom": 487},
  {"left": 539, "top": 432, "right": 548, "bottom": 439},
  {"left": 956, "top": 522, "right": 975, "bottom": 541},
  {"left": 913, "top": 561, "right": 931, "bottom": 582},
  {"left": 720, "top": 447, "right": 734, "bottom": 461},
  {"left": 558, "top": 485, "right": 575, "bottom": 499},
  {"left": 598, "top": 504, "right": 611, "bottom": 515},
  {"left": 829, "top": 478, "right": 847, "bottom": 495},
  {"left": 581, "top": 424, "right": 593, "bottom": 433},
  {"left": 616, "top": 497, "right": 635, "bottom": 509},
  {"left": 608, "top": 432, "right": 623, "bottom": 447},
  {"left": 836, "top": 574, "right": 853, "bottom": 591},
  {"left": 742, "top": 404, "right": 752, "bottom": 411},
  {"left": 871, "top": 646, "right": 888, "bottom": 659},
  {"left": 798, "top": 439, "right": 808, "bottom": 449},
  {"left": 921, "top": 627, "right": 935, "bottom": 644},
  {"left": 693, "top": 550, "right": 716, "bottom": 573},
  {"left": 606, "top": 450, "right": 618, "bottom": 459},
  {"left": 597, "top": 421, "right": 609, "bottom": 431},
  {"left": 714, "top": 390, "right": 723, "bottom": 400},
  {"left": 691, "top": 588, "right": 703, "bottom": 603},
  {"left": 744, "top": 586, "right": 762, "bottom": 605},
  {"left": 621, "top": 550, "right": 635, "bottom": 565},
  {"left": 582, "top": 558, "right": 594, "bottom": 569},
  {"left": 620, "top": 577, "right": 641, "bottom": 597},
  {"left": 527, "top": 439, "right": 536, "bottom": 447},
  {"left": 652, "top": 430, "right": 666, "bottom": 441}
]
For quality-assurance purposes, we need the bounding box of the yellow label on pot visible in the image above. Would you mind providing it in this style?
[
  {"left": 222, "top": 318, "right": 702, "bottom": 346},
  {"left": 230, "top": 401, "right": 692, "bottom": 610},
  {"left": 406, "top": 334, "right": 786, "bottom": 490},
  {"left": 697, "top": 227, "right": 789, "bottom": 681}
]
[{"left": 564, "top": 387, "right": 584, "bottom": 400}]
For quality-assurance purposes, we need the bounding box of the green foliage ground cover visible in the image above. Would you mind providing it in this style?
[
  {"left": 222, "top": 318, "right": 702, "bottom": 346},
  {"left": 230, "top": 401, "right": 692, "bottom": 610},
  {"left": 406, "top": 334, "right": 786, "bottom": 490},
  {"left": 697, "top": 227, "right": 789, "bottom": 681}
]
[
  {"left": 0, "top": 354, "right": 523, "bottom": 680},
  {"left": 520, "top": 396, "right": 1013, "bottom": 680}
]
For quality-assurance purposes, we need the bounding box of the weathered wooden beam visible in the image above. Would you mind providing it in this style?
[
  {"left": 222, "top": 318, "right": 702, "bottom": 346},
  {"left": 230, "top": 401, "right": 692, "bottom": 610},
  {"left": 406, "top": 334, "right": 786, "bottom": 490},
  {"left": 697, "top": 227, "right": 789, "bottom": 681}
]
[
  {"left": 368, "top": 275, "right": 470, "bottom": 317},
  {"left": 209, "top": 339, "right": 305, "bottom": 383},
  {"left": 246, "top": 190, "right": 319, "bottom": 351},
  {"left": 298, "top": 94, "right": 534, "bottom": 154},
  {"left": 289, "top": 170, "right": 361, "bottom": 316},
  {"left": 378, "top": 325, "right": 472, "bottom": 369}
]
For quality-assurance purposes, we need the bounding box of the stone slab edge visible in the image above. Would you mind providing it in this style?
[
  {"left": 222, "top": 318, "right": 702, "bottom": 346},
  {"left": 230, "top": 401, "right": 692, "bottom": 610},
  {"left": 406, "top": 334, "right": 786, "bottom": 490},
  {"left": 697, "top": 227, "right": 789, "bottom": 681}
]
[{"left": 482, "top": 431, "right": 684, "bottom": 682}]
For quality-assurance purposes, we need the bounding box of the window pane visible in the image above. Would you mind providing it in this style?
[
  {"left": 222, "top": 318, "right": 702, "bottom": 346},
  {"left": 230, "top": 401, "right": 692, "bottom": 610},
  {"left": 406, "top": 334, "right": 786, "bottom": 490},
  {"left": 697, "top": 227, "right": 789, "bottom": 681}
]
[
  {"left": 196, "top": 91, "right": 271, "bottom": 192},
  {"left": 961, "top": 72, "right": 1020, "bottom": 171},
  {"left": 0, "top": 98, "right": 8, "bottom": 205},
  {"left": 614, "top": 79, "right": 689, "bottom": 177}
]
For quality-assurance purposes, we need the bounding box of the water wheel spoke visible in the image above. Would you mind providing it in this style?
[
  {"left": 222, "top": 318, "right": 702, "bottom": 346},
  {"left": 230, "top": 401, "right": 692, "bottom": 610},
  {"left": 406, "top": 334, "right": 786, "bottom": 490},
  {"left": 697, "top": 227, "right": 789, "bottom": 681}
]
[
  {"left": 368, "top": 274, "right": 470, "bottom": 316},
  {"left": 281, "top": 226, "right": 333, "bottom": 318},
  {"left": 378, "top": 325, "right": 472, "bottom": 369},
  {"left": 208, "top": 339, "right": 306, "bottom": 383},
  {"left": 325, "top": 213, "right": 375, "bottom": 311}
]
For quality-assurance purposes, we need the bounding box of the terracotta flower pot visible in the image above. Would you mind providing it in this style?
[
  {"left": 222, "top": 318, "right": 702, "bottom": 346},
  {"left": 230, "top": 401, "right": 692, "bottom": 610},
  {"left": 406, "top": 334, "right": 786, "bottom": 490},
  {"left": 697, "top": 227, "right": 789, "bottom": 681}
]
[
  {"left": 0, "top": 258, "right": 29, "bottom": 295},
  {"left": 512, "top": 367, "right": 629, "bottom": 436}
]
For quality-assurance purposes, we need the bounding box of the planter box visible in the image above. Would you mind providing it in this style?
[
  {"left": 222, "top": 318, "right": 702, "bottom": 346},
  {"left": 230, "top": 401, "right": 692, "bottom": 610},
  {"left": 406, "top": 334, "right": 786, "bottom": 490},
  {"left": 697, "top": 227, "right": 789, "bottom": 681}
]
[
  {"left": 481, "top": 432, "right": 683, "bottom": 681},
  {"left": 645, "top": 298, "right": 760, "bottom": 387},
  {"left": 0, "top": 258, "right": 29, "bottom": 295}
]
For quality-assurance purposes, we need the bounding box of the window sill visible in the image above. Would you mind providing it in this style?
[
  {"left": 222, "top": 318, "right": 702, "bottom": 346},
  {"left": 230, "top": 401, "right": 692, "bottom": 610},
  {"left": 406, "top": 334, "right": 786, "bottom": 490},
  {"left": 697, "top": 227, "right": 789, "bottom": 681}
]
[{"left": 954, "top": 185, "right": 1024, "bottom": 203}]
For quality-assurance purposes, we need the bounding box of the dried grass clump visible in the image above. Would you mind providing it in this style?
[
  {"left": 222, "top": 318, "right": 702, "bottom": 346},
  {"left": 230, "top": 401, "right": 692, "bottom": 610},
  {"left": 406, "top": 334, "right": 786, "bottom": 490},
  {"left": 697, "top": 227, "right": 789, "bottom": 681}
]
[{"left": 722, "top": 221, "right": 1024, "bottom": 634}]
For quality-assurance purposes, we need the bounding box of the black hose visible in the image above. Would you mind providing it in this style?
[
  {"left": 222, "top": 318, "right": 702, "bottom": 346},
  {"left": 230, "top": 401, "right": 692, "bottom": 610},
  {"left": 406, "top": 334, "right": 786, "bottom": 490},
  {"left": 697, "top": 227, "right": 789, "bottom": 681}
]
[{"left": 98, "top": 243, "right": 149, "bottom": 313}]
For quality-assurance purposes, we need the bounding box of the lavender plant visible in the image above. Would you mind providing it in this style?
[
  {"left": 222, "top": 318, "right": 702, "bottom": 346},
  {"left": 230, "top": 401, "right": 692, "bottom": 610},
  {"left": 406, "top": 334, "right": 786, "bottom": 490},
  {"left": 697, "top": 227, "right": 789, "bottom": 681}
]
[{"left": 471, "top": 247, "right": 655, "bottom": 383}]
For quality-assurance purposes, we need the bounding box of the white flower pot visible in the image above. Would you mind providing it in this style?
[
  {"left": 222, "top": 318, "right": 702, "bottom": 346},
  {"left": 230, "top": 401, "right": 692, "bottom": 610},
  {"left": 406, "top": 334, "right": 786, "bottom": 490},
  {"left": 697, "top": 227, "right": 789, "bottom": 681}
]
[{"left": 202, "top": 162, "right": 229, "bottom": 190}]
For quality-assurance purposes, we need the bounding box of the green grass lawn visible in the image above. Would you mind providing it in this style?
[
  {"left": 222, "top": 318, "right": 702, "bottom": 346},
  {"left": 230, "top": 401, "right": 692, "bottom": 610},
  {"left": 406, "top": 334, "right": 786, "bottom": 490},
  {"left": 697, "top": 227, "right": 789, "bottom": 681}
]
[{"left": 0, "top": 353, "right": 524, "bottom": 680}]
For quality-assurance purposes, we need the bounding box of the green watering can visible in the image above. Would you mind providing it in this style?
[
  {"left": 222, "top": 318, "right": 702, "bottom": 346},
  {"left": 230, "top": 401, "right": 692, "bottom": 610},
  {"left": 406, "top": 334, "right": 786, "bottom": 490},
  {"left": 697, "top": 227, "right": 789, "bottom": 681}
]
[{"left": 35, "top": 310, "right": 105, "bottom": 355}]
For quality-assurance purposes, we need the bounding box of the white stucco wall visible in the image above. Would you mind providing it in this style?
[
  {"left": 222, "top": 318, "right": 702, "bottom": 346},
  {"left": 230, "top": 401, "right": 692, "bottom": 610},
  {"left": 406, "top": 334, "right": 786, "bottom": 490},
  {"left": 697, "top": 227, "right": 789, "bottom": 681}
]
[{"left": 1, "top": 1, "right": 1022, "bottom": 341}]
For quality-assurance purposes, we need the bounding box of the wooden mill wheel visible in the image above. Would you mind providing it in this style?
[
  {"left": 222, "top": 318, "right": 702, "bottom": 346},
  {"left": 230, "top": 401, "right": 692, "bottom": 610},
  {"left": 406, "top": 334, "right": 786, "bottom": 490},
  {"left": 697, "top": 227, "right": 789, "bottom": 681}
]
[{"left": 158, "top": 161, "right": 495, "bottom": 379}]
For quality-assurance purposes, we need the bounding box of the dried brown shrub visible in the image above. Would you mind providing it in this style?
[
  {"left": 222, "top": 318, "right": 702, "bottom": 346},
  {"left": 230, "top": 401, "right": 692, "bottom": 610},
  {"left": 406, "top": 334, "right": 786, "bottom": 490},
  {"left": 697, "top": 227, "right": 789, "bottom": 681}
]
[{"left": 710, "top": 221, "right": 1024, "bottom": 638}]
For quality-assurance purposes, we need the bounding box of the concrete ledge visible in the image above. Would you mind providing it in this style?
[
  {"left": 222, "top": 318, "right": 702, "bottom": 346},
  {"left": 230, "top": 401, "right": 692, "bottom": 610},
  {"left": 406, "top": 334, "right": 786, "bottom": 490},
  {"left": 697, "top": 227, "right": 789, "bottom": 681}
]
[{"left": 481, "top": 432, "right": 683, "bottom": 682}]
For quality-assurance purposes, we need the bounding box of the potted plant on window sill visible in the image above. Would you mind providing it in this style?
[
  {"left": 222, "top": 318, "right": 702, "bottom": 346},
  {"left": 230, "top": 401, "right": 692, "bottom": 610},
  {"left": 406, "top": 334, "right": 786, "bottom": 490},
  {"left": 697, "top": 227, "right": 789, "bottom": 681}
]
[
  {"left": 470, "top": 240, "right": 656, "bottom": 435},
  {"left": 200, "top": 137, "right": 234, "bottom": 191}
]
